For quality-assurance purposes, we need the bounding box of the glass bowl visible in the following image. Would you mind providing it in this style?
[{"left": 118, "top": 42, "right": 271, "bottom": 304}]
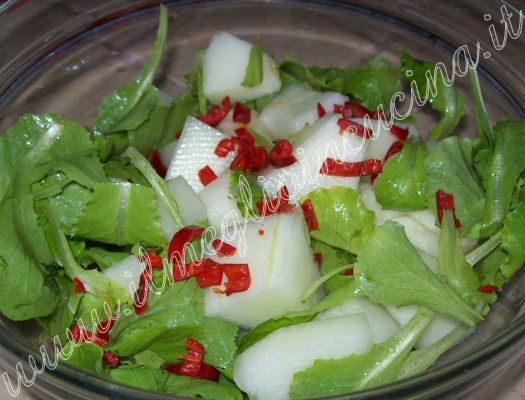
[{"left": 0, "top": 1, "right": 524, "bottom": 399}]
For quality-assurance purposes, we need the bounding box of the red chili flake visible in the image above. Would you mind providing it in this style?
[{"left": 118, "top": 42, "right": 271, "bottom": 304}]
[
  {"left": 319, "top": 158, "right": 382, "bottom": 177},
  {"left": 383, "top": 141, "right": 404, "bottom": 164},
  {"left": 168, "top": 226, "right": 206, "bottom": 266},
  {"left": 268, "top": 139, "right": 297, "bottom": 169},
  {"left": 198, "top": 165, "right": 218, "bottom": 186},
  {"left": 256, "top": 186, "right": 291, "bottom": 217},
  {"left": 436, "top": 189, "right": 462, "bottom": 228},
  {"left": 478, "top": 284, "right": 498, "bottom": 293},
  {"left": 175, "top": 130, "right": 182, "bottom": 139},
  {"left": 102, "top": 350, "right": 120, "bottom": 367},
  {"left": 333, "top": 104, "right": 344, "bottom": 114},
  {"left": 212, "top": 239, "right": 237, "bottom": 257},
  {"left": 214, "top": 264, "right": 251, "bottom": 296},
  {"left": 337, "top": 119, "right": 373, "bottom": 138},
  {"left": 370, "top": 173, "right": 378, "bottom": 185},
  {"left": 196, "top": 96, "right": 230, "bottom": 127},
  {"left": 97, "top": 316, "right": 117, "bottom": 342},
  {"left": 314, "top": 252, "right": 322, "bottom": 264},
  {"left": 215, "top": 129, "right": 268, "bottom": 172},
  {"left": 343, "top": 267, "right": 354, "bottom": 276},
  {"left": 73, "top": 277, "right": 86, "bottom": 293},
  {"left": 233, "top": 102, "right": 252, "bottom": 124},
  {"left": 301, "top": 199, "right": 319, "bottom": 231},
  {"left": 196, "top": 259, "right": 224, "bottom": 288},
  {"left": 69, "top": 325, "right": 107, "bottom": 347},
  {"left": 258, "top": 229, "right": 264, "bottom": 236},
  {"left": 317, "top": 102, "right": 326, "bottom": 119},
  {"left": 150, "top": 150, "right": 168, "bottom": 179},
  {"left": 138, "top": 252, "right": 164, "bottom": 270},
  {"left": 166, "top": 361, "right": 220, "bottom": 382},
  {"left": 389, "top": 125, "right": 409, "bottom": 142}
]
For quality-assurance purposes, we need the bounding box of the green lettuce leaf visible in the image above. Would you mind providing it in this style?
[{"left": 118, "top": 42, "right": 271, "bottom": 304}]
[
  {"left": 424, "top": 136, "right": 485, "bottom": 232},
  {"left": 400, "top": 50, "right": 465, "bottom": 140},
  {"left": 289, "top": 307, "right": 434, "bottom": 398},
  {"left": 302, "top": 187, "right": 375, "bottom": 254},
  {"left": 354, "top": 221, "right": 482, "bottom": 325},
  {"left": 342, "top": 57, "right": 402, "bottom": 111},
  {"left": 103, "top": 159, "right": 150, "bottom": 186},
  {"left": 72, "top": 182, "right": 165, "bottom": 247},
  {"left": 93, "top": 5, "right": 167, "bottom": 134},
  {"left": 108, "top": 279, "right": 238, "bottom": 373},
  {"left": 58, "top": 341, "right": 105, "bottom": 376},
  {"left": 438, "top": 210, "right": 490, "bottom": 306},
  {"left": 374, "top": 140, "right": 428, "bottom": 210},
  {"left": 158, "top": 92, "right": 198, "bottom": 149},
  {"left": 241, "top": 43, "right": 264, "bottom": 87},
  {"left": 480, "top": 120, "right": 525, "bottom": 236},
  {"left": 185, "top": 49, "right": 208, "bottom": 115},
  {"left": 475, "top": 248, "right": 507, "bottom": 289},
  {"left": 78, "top": 247, "right": 131, "bottom": 270},
  {"left": 500, "top": 202, "right": 525, "bottom": 279},
  {"left": 311, "top": 240, "right": 355, "bottom": 293},
  {"left": 109, "top": 367, "right": 243, "bottom": 400},
  {"left": 229, "top": 170, "right": 263, "bottom": 218},
  {"left": 128, "top": 104, "right": 170, "bottom": 155},
  {"left": 278, "top": 57, "right": 344, "bottom": 93},
  {"left": 468, "top": 66, "right": 494, "bottom": 149}
]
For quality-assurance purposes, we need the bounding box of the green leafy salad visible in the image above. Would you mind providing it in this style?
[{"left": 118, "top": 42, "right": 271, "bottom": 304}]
[{"left": 1, "top": 5, "right": 525, "bottom": 399}]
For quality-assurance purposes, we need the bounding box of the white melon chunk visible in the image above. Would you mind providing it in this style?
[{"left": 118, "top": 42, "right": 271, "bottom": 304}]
[
  {"left": 385, "top": 305, "right": 465, "bottom": 349},
  {"left": 356, "top": 118, "right": 398, "bottom": 161},
  {"left": 216, "top": 109, "right": 273, "bottom": 142},
  {"left": 103, "top": 255, "right": 145, "bottom": 299},
  {"left": 259, "top": 83, "right": 348, "bottom": 139},
  {"left": 198, "top": 171, "right": 244, "bottom": 233},
  {"left": 203, "top": 31, "right": 281, "bottom": 103},
  {"left": 234, "top": 313, "right": 372, "bottom": 400},
  {"left": 260, "top": 114, "right": 366, "bottom": 202},
  {"left": 316, "top": 297, "right": 399, "bottom": 344},
  {"left": 165, "top": 116, "right": 235, "bottom": 192},
  {"left": 407, "top": 208, "right": 440, "bottom": 233},
  {"left": 358, "top": 182, "right": 404, "bottom": 225},
  {"left": 203, "top": 208, "right": 322, "bottom": 329},
  {"left": 159, "top": 140, "right": 177, "bottom": 167},
  {"left": 391, "top": 215, "right": 440, "bottom": 258},
  {"left": 156, "top": 176, "right": 207, "bottom": 239}
]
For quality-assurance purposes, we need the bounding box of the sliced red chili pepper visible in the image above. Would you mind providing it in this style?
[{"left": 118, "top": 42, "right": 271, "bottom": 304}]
[
  {"left": 212, "top": 239, "right": 237, "bottom": 257},
  {"left": 198, "top": 165, "right": 218, "bottom": 186},
  {"left": 383, "top": 141, "right": 404, "bottom": 164},
  {"left": 150, "top": 150, "right": 168, "bottom": 178},
  {"left": 269, "top": 139, "right": 297, "bottom": 168},
  {"left": 233, "top": 102, "right": 252, "bottom": 124},
  {"left": 196, "top": 96, "right": 230, "bottom": 127},
  {"left": 133, "top": 266, "right": 152, "bottom": 315},
  {"left": 175, "top": 337, "right": 205, "bottom": 378},
  {"left": 337, "top": 119, "right": 373, "bottom": 138},
  {"left": 214, "top": 264, "right": 251, "bottom": 296},
  {"left": 215, "top": 138, "right": 235, "bottom": 157},
  {"left": 317, "top": 102, "right": 326, "bottom": 119},
  {"left": 138, "top": 251, "right": 164, "bottom": 270},
  {"left": 301, "top": 199, "right": 319, "bottom": 231},
  {"left": 319, "top": 158, "right": 382, "bottom": 177},
  {"left": 477, "top": 284, "right": 498, "bottom": 293},
  {"left": 166, "top": 361, "right": 220, "bottom": 382},
  {"left": 314, "top": 252, "right": 322, "bottom": 264},
  {"left": 196, "top": 259, "right": 224, "bottom": 288},
  {"left": 370, "top": 173, "right": 378, "bottom": 185},
  {"left": 333, "top": 104, "right": 344, "bottom": 114},
  {"left": 69, "top": 325, "right": 108, "bottom": 347},
  {"left": 73, "top": 277, "right": 86, "bottom": 293},
  {"left": 436, "top": 189, "right": 462, "bottom": 228},
  {"left": 343, "top": 267, "right": 354, "bottom": 276},
  {"left": 173, "top": 259, "right": 206, "bottom": 282},
  {"left": 234, "top": 127, "right": 255, "bottom": 145},
  {"left": 389, "top": 125, "right": 409, "bottom": 142},
  {"left": 97, "top": 316, "right": 117, "bottom": 342},
  {"left": 258, "top": 229, "right": 264, "bottom": 236},
  {"left": 168, "top": 226, "right": 206, "bottom": 266},
  {"left": 256, "top": 186, "right": 291, "bottom": 217},
  {"left": 342, "top": 101, "right": 385, "bottom": 120},
  {"left": 103, "top": 350, "right": 120, "bottom": 367}
]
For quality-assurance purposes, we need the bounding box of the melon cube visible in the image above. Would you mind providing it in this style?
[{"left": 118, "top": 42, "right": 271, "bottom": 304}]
[
  {"left": 216, "top": 109, "right": 274, "bottom": 143},
  {"left": 259, "top": 83, "right": 348, "bottom": 139},
  {"left": 234, "top": 313, "right": 372, "bottom": 400},
  {"left": 259, "top": 114, "right": 366, "bottom": 202},
  {"left": 103, "top": 255, "right": 145, "bottom": 299},
  {"left": 203, "top": 31, "right": 281, "bottom": 103},
  {"left": 203, "top": 208, "right": 322, "bottom": 329},
  {"left": 165, "top": 116, "right": 235, "bottom": 192}
]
